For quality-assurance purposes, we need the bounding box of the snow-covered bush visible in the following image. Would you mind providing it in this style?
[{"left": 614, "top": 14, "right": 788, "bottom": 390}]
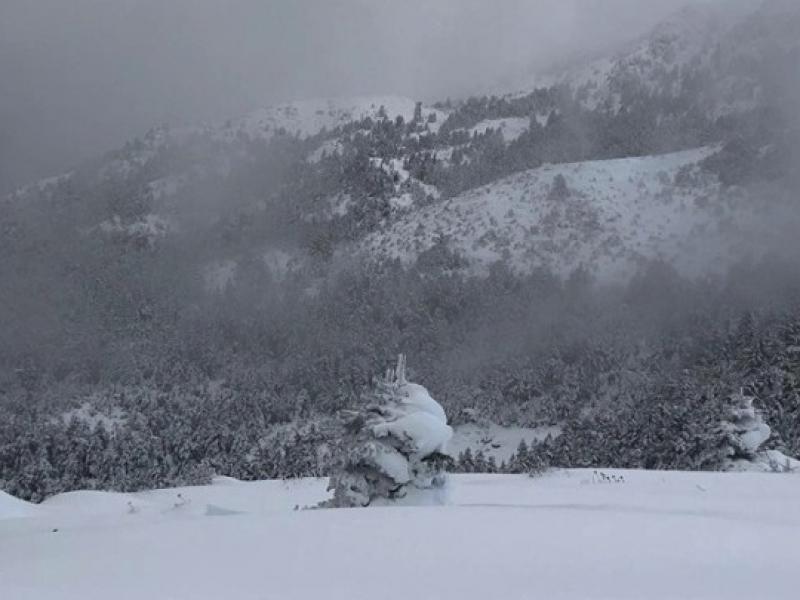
[
  {"left": 324, "top": 355, "right": 453, "bottom": 507},
  {"left": 722, "top": 389, "right": 771, "bottom": 461},
  {"left": 723, "top": 389, "right": 799, "bottom": 472}
]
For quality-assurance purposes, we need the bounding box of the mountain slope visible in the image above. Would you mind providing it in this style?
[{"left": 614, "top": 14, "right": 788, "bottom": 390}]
[
  {"left": 219, "top": 95, "right": 448, "bottom": 141},
  {"left": 6, "top": 2, "right": 797, "bottom": 285},
  {"left": 522, "top": 0, "right": 798, "bottom": 118},
  {"left": 361, "top": 146, "right": 785, "bottom": 278}
]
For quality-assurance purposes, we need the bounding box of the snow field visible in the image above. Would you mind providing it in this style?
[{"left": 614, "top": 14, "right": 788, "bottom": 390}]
[{"left": 2, "top": 470, "right": 798, "bottom": 600}]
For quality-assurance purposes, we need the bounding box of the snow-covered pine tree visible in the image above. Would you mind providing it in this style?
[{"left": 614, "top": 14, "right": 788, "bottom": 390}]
[
  {"left": 486, "top": 454, "right": 498, "bottom": 474},
  {"left": 473, "top": 450, "right": 488, "bottom": 473},
  {"left": 323, "top": 354, "right": 453, "bottom": 507},
  {"left": 722, "top": 389, "right": 771, "bottom": 461},
  {"left": 457, "top": 448, "right": 475, "bottom": 473},
  {"left": 509, "top": 439, "right": 530, "bottom": 473},
  {"left": 722, "top": 388, "right": 800, "bottom": 471}
]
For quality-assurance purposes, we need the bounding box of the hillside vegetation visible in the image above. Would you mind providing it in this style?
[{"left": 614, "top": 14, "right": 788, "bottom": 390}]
[{"left": 1, "top": 1, "right": 799, "bottom": 501}]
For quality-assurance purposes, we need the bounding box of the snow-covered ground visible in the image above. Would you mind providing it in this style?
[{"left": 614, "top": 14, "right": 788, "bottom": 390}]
[
  {"left": 2, "top": 470, "right": 798, "bottom": 599},
  {"left": 465, "top": 117, "right": 530, "bottom": 142},
  {"left": 449, "top": 423, "right": 560, "bottom": 463},
  {"left": 360, "top": 146, "right": 795, "bottom": 280},
  {"left": 223, "top": 96, "right": 448, "bottom": 142}
]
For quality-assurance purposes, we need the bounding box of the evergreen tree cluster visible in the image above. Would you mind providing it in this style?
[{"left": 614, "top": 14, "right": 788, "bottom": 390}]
[
  {"left": 3, "top": 255, "right": 800, "bottom": 502},
  {"left": 2, "top": 15, "right": 799, "bottom": 501}
]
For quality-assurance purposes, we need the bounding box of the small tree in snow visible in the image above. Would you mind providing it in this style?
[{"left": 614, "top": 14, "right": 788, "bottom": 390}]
[
  {"left": 548, "top": 173, "right": 569, "bottom": 202},
  {"left": 722, "top": 389, "right": 771, "bottom": 461},
  {"left": 323, "top": 355, "right": 453, "bottom": 507},
  {"left": 720, "top": 388, "right": 799, "bottom": 471}
]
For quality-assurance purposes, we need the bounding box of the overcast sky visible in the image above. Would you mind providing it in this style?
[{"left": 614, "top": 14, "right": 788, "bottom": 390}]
[{"left": 0, "top": 0, "right": 692, "bottom": 193}]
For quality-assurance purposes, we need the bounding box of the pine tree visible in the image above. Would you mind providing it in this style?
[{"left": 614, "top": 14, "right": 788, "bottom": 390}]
[
  {"left": 323, "top": 355, "right": 452, "bottom": 507},
  {"left": 474, "top": 450, "right": 488, "bottom": 473},
  {"left": 486, "top": 454, "right": 498, "bottom": 474},
  {"left": 509, "top": 439, "right": 530, "bottom": 473},
  {"left": 413, "top": 101, "right": 423, "bottom": 124},
  {"left": 458, "top": 448, "right": 475, "bottom": 473}
]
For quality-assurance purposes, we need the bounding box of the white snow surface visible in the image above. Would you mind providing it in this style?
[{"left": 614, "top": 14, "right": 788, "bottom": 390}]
[
  {"left": 373, "top": 411, "right": 452, "bottom": 458},
  {"left": 361, "top": 146, "right": 794, "bottom": 280},
  {"left": 372, "top": 381, "right": 453, "bottom": 459},
  {"left": 365, "top": 444, "right": 411, "bottom": 485},
  {"left": 728, "top": 449, "right": 800, "bottom": 473},
  {"left": 398, "top": 382, "right": 448, "bottom": 422},
  {"left": 2, "top": 470, "right": 799, "bottom": 599},
  {"left": 449, "top": 423, "right": 561, "bottom": 463},
  {"left": 0, "top": 491, "right": 39, "bottom": 520},
  {"left": 739, "top": 422, "right": 772, "bottom": 455}
]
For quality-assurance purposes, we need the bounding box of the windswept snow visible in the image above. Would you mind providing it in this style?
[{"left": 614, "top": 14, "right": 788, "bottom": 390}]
[{"left": 1, "top": 470, "right": 799, "bottom": 599}]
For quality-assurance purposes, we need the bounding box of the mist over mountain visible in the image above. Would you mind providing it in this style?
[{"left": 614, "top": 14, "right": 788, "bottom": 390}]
[
  {"left": 0, "top": 0, "right": 690, "bottom": 195},
  {"left": 1, "top": 0, "right": 800, "bottom": 506}
]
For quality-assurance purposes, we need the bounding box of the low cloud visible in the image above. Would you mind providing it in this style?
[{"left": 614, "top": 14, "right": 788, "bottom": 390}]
[{"left": 0, "top": 0, "right": 695, "bottom": 192}]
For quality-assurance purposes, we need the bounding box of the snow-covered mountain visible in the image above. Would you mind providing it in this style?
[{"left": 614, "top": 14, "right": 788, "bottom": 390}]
[
  {"left": 222, "top": 95, "right": 448, "bottom": 141},
  {"left": 4, "top": 2, "right": 800, "bottom": 551},
  {"left": 4, "top": 1, "right": 797, "bottom": 290},
  {"left": 521, "top": 0, "right": 799, "bottom": 117},
  {"left": 363, "top": 147, "right": 719, "bottom": 278},
  {"left": 1, "top": 0, "right": 797, "bottom": 338},
  {"left": 360, "top": 142, "right": 800, "bottom": 278},
  {"left": 6, "top": 94, "right": 444, "bottom": 198}
]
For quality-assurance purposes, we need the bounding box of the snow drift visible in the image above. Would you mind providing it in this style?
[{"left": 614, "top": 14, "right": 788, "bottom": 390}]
[{"left": 1, "top": 470, "right": 799, "bottom": 599}]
